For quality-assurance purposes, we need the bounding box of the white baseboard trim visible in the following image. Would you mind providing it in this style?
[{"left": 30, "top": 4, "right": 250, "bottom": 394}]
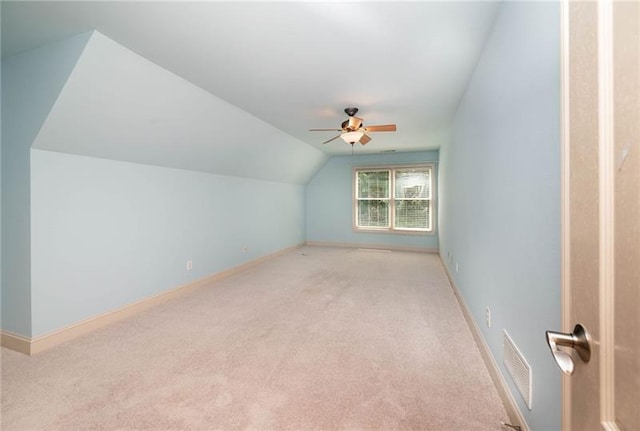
[
  {"left": 439, "top": 255, "right": 530, "bottom": 431},
  {"left": 1, "top": 243, "right": 304, "bottom": 355},
  {"left": 306, "top": 240, "right": 438, "bottom": 254}
]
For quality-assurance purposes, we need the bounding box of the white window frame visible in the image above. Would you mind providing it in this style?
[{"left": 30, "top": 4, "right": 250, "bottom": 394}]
[{"left": 353, "top": 163, "right": 436, "bottom": 235}]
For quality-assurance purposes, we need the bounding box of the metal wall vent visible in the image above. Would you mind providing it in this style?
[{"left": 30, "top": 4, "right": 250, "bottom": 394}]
[{"left": 503, "top": 330, "right": 533, "bottom": 410}]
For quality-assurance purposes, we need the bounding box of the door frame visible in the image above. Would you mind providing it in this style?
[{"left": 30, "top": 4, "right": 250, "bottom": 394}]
[{"left": 560, "top": 0, "right": 618, "bottom": 429}]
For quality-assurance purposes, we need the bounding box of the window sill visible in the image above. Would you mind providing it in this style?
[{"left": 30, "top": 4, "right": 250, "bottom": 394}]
[{"left": 353, "top": 227, "right": 436, "bottom": 236}]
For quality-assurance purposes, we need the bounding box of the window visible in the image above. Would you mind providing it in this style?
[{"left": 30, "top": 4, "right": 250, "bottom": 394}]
[{"left": 354, "top": 164, "right": 435, "bottom": 233}]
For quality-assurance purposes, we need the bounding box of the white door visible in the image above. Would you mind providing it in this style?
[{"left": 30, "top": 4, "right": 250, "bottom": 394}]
[{"left": 549, "top": 1, "right": 640, "bottom": 429}]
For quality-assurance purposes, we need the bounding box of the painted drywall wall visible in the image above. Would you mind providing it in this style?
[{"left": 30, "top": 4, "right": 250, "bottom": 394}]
[
  {"left": 1, "top": 1, "right": 3, "bottom": 325},
  {"left": 2, "top": 29, "right": 325, "bottom": 338},
  {"left": 0, "top": 0, "right": 2, "bottom": 324},
  {"left": 33, "top": 31, "right": 327, "bottom": 185},
  {"left": 30, "top": 149, "right": 305, "bottom": 337},
  {"left": 1, "top": 32, "right": 90, "bottom": 336},
  {"left": 306, "top": 151, "right": 439, "bottom": 250},
  {"left": 439, "top": 3, "right": 560, "bottom": 430}
]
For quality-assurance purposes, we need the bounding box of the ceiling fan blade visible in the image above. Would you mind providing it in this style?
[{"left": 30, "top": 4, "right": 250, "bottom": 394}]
[
  {"left": 364, "top": 124, "right": 397, "bottom": 132},
  {"left": 310, "top": 128, "right": 343, "bottom": 132},
  {"left": 359, "top": 134, "right": 372, "bottom": 145},
  {"left": 321, "top": 135, "right": 342, "bottom": 145}
]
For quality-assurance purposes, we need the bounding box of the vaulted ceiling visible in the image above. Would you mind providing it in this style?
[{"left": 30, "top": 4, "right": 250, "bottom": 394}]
[{"left": 2, "top": 2, "right": 501, "bottom": 159}]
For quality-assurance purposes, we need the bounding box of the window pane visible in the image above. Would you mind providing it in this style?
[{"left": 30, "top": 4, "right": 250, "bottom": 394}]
[
  {"left": 358, "top": 200, "right": 389, "bottom": 227},
  {"left": 395, "top": 200, "right": 430, "bottom": 229},
  {"left": 358, "top": 171, "right": 390, "bottom": 198},
  {"left": 395, "top": 168, "right": 430, "bottom": 199}
]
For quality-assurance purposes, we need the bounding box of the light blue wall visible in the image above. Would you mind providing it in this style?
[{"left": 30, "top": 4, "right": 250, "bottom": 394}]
[
  {"left": 439, "top": 3, "right": 560, "bottom": 430},
  {"left": 1, "top": 3, "right": 3, "bottom": 325},
  {"left": 2, "top": 31, "right": 317, "bottom": 338},
  {"left": 1, "top": 32, "right": 90, "bottom": 336},
  {"left": 306, "top": 151, "right": 439, "bottom": 250},
  {"left": 0, "top": 1, "right": 2, "bottom": 324},
  {"left": 30, "top": 149, "right": 305, "bottom": 336}
]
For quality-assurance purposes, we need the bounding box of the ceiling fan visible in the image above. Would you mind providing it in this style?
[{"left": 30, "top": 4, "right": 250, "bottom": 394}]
[{"left": 310, "top": 107, "right": 397, "bottom": 145}]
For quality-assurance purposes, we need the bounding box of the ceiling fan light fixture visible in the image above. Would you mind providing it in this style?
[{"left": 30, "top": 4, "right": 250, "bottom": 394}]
[
  {"left": 310, "top": 107, "right": 396, "bottom": 146},
  {"left": 341, "top": 130, "right": 364, "bottom": 144}
]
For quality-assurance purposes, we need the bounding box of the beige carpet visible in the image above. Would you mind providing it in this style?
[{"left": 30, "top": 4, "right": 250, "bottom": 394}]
[{"left": 1, "top": 246, "right": 508, "bottom": 430}]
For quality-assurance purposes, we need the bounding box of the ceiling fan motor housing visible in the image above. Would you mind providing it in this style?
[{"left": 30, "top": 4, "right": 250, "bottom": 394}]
[
  {"left": 343, "top": 108, "right": 363, "bottom": 131},
  {"left": 342, "top": 117, "right": 363, "bottom": 131},
  {"left": 347, "top": 116, "right": 362, "bottom": 130}
]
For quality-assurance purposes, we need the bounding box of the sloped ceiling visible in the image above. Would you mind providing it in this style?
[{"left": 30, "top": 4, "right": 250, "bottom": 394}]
[
  {"left": 32, "top": 31, "right": 326, "bottom": 184},
  {"left": 2, "top": 2, "right": 501, "bottom": 158}
]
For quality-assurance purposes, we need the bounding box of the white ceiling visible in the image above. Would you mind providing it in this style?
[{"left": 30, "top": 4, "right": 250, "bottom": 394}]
[{"left": 2, "top": 1, "right": 501, "bottom": 156}]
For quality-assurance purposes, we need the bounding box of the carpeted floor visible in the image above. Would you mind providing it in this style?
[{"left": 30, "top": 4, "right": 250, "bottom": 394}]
[{"left": 1, "top": 246, "right": 508, "bottom": 430}]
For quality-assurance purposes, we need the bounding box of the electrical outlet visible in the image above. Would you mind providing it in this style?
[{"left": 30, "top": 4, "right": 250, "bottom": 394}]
[
  {"left": 486, "top": 307, "right": 491, "bottom": 328},
  {"left": 186, "top": 260, "right": 193, "bottom": 271},
  {"left": 455, "top": 262, "right": 459, "bottom": 273}
]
